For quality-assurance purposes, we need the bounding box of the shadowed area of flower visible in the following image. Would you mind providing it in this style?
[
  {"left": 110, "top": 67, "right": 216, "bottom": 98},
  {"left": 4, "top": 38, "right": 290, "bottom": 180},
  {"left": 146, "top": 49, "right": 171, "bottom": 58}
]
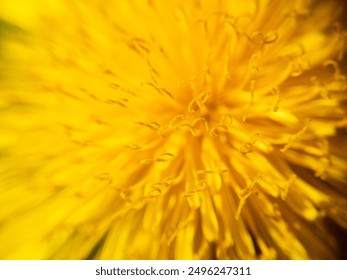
[{"left": 0, "top": 0, "right": 346, "bottom": 259}]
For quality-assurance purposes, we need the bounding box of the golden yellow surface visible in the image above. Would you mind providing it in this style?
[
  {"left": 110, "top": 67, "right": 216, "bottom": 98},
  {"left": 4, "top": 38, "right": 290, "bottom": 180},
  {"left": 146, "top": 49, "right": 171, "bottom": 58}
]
[{"left": 0, "top": 0, "right": 346, "bottom": 259}]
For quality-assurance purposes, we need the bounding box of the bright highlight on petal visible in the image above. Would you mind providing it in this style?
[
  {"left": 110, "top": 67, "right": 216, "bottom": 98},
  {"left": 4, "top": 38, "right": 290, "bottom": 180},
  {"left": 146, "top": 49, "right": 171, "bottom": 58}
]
[{"left": 0, "top": 0, "right": 346, "bottom": 259}]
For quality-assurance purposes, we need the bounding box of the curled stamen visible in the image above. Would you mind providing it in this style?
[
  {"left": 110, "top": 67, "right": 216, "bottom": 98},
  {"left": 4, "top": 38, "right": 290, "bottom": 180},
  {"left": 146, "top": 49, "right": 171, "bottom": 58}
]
[
  {"left": 241, "top": 174, "right": 261, "bottom": 196},
  {"left": 127, "top": 37, "right": 150, "bottom": 56},
  {"left": 199, "top": 91, "right": 210, "bottom": 103},
  {"left": 152, "top": 177, "right": 175, "bottom": 191},
  {"left": 125, "top": 143, "right": 142, "bottom": 150},
  {"left": 248, "top": 31, "right": 278, "bottom": 50},
  {"left": 192, "top": 117, "right": 209, "bottom": 132},
  {"left": 119, "top": 191, "right": 132, "bottom": 203},
  {"left": 156, "top": 153, "right": 175, "bottom": 162},
  {"left": 210, "top": 124, "right": 228, "bottom": 136},
  {"left": 188, "top": 91, "right": 210, "bottom": 113},
  {"left": 105, "top": 98, "right": 129, "bottom": 107},
  {"left": 324, "top": 60, "right": 340, "bottom": 76},
  {"left": 243, "top": 80, "right": 256, "bottom": 121},
  {"left": 264, "top": 32, "right": 278, "bottom": 44},
  {"left": 176, "top": 78, "right": 193, "bottom": 88},
  {"left": 146, "top": 57, "right": 160, "bottom": 82},
  {"left": 190, "top": 18, "right": 208, "bottom": 36},
  {"left": 291, "top": 56, "right": 311, "bottom": 77},
  {"left": 210, "top": 114, "right": 233, "bottom": 136},
  {"left": 281, "top": 119, "right": 311, "bottom": 152},
  {"left": 195, "top": 180, "right": 208, "bottom": 189},
  {"left": 250, "top": 133, "right": 258, "bottom": 144},
  {"left": 184, "top": 180, "right": 208, "bottom": 197},
  {"left": 142, "top": 82, "right": 161, "bottom": 94},
  {"left": 225, "top": 13, "right": 253, "bottom": 34},
  {"left": 161, "top": 88, "right": 175, "bottom": 99},
  {"left": 280, "top": 174, "right": 296, "bottom": 200},
  {"left": 168, "top": 114, "right": 184, "bottom": 128},
  {"left": 162, "top": 177, "right": 175, "bottom": 186},
  {"left": 142, "top": 82, "right": 174, "bottom": 99},
  {"left": 135, "top": 121, "right": 161, "bottom": 131},
  {"left": 239, "top": 142, "right": 253, "bottom": 155},
  {"left": 157, "top": 125, "right": 170, "bottom": 137},
  {"left": 235, "top": 174, "right": 261, "bottom": 220},
  {"left": 143, "top": 190, "right": 162, "bottom": 199},
  {"left": 162, "top": 218, "right": 195, "bottom": 245},
  {"left": 140, "top": 153, "right": 174, "bottom": 165},
  {"left": 248, "top": 54, "right": 259, "bottom": 76},
  {"left": 110, "top": 83, "right": 136, "bottom": 96},
  {"left": 290, "top": 60, "right": 304, "bottom": 77},
  {"left": 221, "top": 113, "right": 233, "bottom": 126},
  {"left": 188, "top": 97, "right": 200, "bottom": 113},
  {"left": 196, "top": 168, "right": 228, "bottom": 175},
  {"left": 239, "top": 133, "right": 259, "bottom": 155},
  {"left": 323, "top": 60, "right": 346, "bottom": 82},
  {"left": 311, "top": 76, "right": 330, "bottom": 99},
  {"left": 153, "top": 115, "right": 184, "bottom": 137},
  {"left": 190, "top": 68, "right": 208, "bottom": 85},
  {"left": 280, "top": 43, "right": 305, "bottom": 60},
  {"left": 271, "top": 87, "right": 281, "bottom": 112},
  {"left": 145, "top": 122, "right": 167, "bottom": 137},
  {"left": 149, "top": 121, "right": 160, "bottom": 129},
  {"left": 177, "top": 123, "right": 197, "bottom": 136}
]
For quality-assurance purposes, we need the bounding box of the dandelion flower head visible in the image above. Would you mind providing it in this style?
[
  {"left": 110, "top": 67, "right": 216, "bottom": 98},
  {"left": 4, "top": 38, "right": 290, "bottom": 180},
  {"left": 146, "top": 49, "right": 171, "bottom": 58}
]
[{"left": 0, "top": 0, "right": 347, "bottom": 259}]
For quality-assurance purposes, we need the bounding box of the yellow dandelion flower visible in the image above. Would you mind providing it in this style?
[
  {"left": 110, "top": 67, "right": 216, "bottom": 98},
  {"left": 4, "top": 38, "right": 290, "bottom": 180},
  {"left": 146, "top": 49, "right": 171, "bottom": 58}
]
[{"left": 0, "top": 0, "right": 347, "bottom": 260}]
